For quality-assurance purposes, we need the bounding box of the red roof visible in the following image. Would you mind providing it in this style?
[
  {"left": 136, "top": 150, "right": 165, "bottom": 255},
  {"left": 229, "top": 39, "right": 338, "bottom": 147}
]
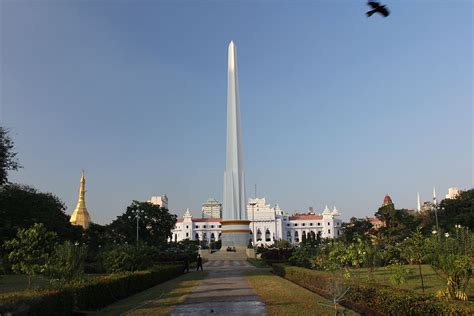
[
  {"left": 289, "top": 215, "right": 323, "bottom": 220},
  {"left": 368, "top": 217, "right": 383, "bottom": 223},
  {"left": 384, "top": 195, "right": 392, "bottom": 201}
]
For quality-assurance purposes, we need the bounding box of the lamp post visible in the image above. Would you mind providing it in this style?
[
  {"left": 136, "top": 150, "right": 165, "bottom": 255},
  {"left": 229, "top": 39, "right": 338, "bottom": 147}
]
[{"left": 130, "top": 208, "right": 144, "bottom": 243}]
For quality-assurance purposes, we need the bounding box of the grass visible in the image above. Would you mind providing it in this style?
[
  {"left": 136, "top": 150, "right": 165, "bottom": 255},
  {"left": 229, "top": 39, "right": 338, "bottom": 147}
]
[
  {"left": 347, "top": 264, "right": 474, "bottom": 297},
  {"left": 90, "top": 271, "right": 206, "bottom": 316},
  {"left": 247, "top": 258, "right": 270, "bottom": 268},
  {"left": 246, "top": 270, "right": 359, "bottom": 316},
  {"left": 0, "top": 275, "right": 50, "bottom": 296}
]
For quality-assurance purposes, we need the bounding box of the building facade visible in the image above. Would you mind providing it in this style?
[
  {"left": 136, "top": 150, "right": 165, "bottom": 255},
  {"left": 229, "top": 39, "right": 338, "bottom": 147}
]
[
  {"left": 149, "top": 195, "right": 168, "bottom": 209},
  {"left": 446, "top": 187, "right": 460, "bottom": 199},
  {"left": 171, "top": 198, "right": 343, "bottom": 245},
  {"left": 201, "top": 198, "right": 222, "bottom": 218}
]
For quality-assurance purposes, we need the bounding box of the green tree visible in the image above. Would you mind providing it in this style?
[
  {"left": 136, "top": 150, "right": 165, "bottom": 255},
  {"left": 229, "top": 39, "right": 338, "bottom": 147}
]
[
  {"left": 46, "top": 240, "right": 87, "bottom": 283},
  {"left": 402, "top": 227, "right": 426, "bottom": 293},
  {"left": 4, "top": 223, "right": 57, "bottom": 289},
  {"left": 108, "top": 201, "right": 177, "bottom": 246},
  {"left": 375, "top": 206, "right": 419, "bottom": 243},
  {"left": 0, "top": 126, "right": 21, "bottom": 186},
  {"left": 340, "top": 217, "right": 374, "bottom": 242},
  {"left": 0, "top": 184, "right": 82, "bottom": 245},
  {"left": 438, "top": 189, "right": 474, "bottom": 230}
]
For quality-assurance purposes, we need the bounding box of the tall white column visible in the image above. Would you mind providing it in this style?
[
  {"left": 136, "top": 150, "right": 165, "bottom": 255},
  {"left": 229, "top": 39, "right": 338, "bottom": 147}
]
[
  {"left": 221, "top": 41, "right": 250, "bottom": 250},
  {"left": 223, "top": 41, "right": 246, "bottom": 221}
]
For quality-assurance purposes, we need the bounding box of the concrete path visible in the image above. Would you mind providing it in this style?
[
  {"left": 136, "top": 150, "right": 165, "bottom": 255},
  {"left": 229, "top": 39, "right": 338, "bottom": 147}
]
[{"left": 170, "top": 260, "right": 266, "bottom": 316}]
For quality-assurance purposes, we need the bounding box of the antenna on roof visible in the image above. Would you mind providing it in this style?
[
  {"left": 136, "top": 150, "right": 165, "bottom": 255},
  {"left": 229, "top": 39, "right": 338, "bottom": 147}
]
[{"left": 254, "top": 184, "right": 257, "bottom": 199}]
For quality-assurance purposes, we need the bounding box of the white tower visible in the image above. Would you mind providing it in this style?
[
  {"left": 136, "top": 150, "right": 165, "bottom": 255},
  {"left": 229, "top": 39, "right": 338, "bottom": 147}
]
[
  {"left": 221, "top": 41, "right": 250, "bottom": 249},
  {"left": 417, "top": 192, "right": 421, "bottom": 212}
]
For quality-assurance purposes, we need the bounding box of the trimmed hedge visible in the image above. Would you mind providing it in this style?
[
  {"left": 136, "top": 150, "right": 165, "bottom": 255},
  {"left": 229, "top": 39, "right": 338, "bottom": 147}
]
[
  {"left": 0, "top": 264, "right": 183, "bottom": 315},
  {"left": 273, "top": 264, "right": 474, "bottom": 316}
]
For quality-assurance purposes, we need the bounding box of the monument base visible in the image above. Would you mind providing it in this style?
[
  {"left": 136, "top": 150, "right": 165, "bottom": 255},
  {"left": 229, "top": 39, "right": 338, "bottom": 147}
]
[{"left": 220, "top": 220, "right": 251, "bottom": 250}]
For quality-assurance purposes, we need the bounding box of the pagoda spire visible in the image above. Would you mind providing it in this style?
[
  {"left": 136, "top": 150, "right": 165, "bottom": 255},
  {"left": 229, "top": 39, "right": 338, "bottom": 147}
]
[{"left": 70, "top": 171, "right": 92, "bottom": 229}]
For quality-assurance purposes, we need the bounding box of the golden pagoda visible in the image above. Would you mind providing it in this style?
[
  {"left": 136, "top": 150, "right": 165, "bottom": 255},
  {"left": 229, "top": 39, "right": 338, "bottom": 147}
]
[{"left": 70, "top": 171, "right": 92, "bottom": 229}]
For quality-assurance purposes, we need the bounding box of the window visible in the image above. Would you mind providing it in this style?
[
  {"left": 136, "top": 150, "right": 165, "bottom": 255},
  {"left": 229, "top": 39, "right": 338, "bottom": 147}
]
[
  {"left": 328, "top": 222, "right": 330, "bottom": 226},
  {"left": 302, "top": 223, "right": 306, "bottom": 226},
  {"left": 195, "top": 225, "right": 199, "bottom": 228},
  {"left": 186, "top": 225, "right": 189, "bottom": 229},
  {"left": 195, "top": 233, "right": 199, "bottom": 240},
  {"left": 287, "top": 223, "right": 290, "bottom": 227},
  {"left": 294, "top": 223, "right": 298, "bottom": 227},
  {"left": 317, "top": 223, "right": 320, "bottom": 226},
  {"left": 257, "top": 229, "right": 262, "bottom": 241},
  {"left": 265, "top": 229, "right": 271, "bottom": 242},
  {"left": 211, "top": 225, "right": 214, "bottom": 228},
  {"left": 310, "top": 223, "right": 313, "bottom": 226},
  {"left": 328, "top": 229, "right": 331, "bottom": 234},
  {"left": 186, "top": 232, "right": 189, "bottom": 237},
  {"left": 203, "top": 225, "right": 207, "bottom": 228},
  {"left": 218, "top": 225, "right": 221, "bottom": 228}
]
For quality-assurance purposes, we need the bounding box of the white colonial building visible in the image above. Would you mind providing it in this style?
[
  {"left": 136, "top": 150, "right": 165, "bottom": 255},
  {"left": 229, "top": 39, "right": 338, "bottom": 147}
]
[{"left": 171, "top": 198, "right": 343, "bottom": 245}]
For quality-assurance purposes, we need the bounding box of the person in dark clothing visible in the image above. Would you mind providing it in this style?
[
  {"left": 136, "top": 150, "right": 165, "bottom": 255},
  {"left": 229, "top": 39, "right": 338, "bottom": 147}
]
[
  {"left": 196, "top": 254, "right": 203, "bottom": 271},
  {"left": 184, "top": 257, "right": 189, "bottom": 273}
]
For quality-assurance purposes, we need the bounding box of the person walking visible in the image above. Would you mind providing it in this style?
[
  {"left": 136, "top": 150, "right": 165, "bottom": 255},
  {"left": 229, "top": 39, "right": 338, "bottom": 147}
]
[{"left": 196, "top": 254, "right": 203, "bottom": 271}]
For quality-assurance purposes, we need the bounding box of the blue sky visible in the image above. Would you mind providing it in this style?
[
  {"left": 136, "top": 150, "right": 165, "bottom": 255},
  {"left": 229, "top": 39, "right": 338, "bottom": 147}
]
[{"left": 1, "top": 0, "right": 472, "bottom": 224}]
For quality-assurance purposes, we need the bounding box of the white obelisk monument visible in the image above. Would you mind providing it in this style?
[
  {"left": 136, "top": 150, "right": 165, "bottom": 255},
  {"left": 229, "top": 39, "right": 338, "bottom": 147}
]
[{"left": 221, "top": 41, "right": 251, "bottom": 249}]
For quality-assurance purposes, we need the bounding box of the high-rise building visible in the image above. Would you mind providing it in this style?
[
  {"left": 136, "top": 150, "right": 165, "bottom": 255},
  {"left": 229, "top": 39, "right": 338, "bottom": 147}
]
[
  {"left": 149, "top": 194, "right": 168, "bottom": 209},
  {"left": 70, "top": 171, "right": 92, "bottom": 229},
  {"left": 446, "top": 187, "right": 460, "bottom": 199},
  {"left": 201, "top": 198, "right": 222, "bottom": 218}
]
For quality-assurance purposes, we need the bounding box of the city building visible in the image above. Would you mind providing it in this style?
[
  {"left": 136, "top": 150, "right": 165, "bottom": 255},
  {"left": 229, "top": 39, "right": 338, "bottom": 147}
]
[
  {"left": 201, "top": 198, "right": 222, "bottom": 218},
  {"left": 70, "top": 171, "right": 92, "bottom": 229},
  {"left": 446, "top": 187, "right": 460, "bottom": 199},
  {"left": 149, "top": 194, "right": 168, "bottom": 209},
  {"left": 170, "top": 197, "right": 343, "bottom": 245}
]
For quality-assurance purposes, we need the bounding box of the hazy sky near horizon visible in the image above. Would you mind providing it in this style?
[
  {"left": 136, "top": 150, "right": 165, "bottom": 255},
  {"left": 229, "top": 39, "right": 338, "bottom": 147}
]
[{"left": 1, "top": 0, "right": 472, "bottom": 224}]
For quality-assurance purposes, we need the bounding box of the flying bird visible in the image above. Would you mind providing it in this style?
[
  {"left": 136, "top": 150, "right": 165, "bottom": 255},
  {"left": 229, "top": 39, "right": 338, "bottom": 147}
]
[{"left": 366, "top": 2, "right": 390, "bottom": 17}]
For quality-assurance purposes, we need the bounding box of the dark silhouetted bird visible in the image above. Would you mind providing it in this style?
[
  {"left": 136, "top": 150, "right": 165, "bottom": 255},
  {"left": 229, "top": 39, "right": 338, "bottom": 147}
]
[{"left": 366, "top": 2, "right": 390, "bottom": 17}]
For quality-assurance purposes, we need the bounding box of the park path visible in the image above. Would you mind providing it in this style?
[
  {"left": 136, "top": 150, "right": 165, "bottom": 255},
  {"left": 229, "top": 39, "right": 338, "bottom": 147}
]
[{"left": 170, "top": 259, "right": 266, "bottom": 316}]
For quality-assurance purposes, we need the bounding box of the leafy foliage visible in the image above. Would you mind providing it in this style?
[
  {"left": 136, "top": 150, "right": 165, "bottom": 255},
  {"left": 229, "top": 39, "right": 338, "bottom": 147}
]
[
  {"left": 340, "top": 217, "right": 374, "bottom": 242},
  {"left": 108, "top": 200, "right": 176, "bottom": 246},
  {"left": 0, "top": 126, "right": 21, "bottom": 186},
  {"left": 0, "top": 184, "right": 82, "bottom": 245},
  {"left": 288, "top": 247, "right": 313, "bottom": 268},
  {"left": 0, "top": 264, "right": 184, "bottom": 315},
  {"left": 3, "top": 223, "right": 57, "bottom": 289},
  {"left": 45, "top": 240, "right": 87, "bottom": 283}
]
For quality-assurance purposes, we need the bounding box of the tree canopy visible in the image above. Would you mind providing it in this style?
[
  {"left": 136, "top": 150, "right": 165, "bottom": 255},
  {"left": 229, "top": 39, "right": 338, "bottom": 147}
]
[
  {"left": 108, "top": 200, "right": 177, "bottom": 246},
  {"left": 0, "top": 126, "right": 21, "bottom": 186},
  {"left": 0, "top": 184, "right": 82, "bottom": 244}
]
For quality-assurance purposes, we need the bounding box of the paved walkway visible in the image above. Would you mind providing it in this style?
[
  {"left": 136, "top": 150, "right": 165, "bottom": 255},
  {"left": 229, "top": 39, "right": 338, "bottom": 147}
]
[{"left": 170, "top": 259, "right": 266, "bottom": 316}]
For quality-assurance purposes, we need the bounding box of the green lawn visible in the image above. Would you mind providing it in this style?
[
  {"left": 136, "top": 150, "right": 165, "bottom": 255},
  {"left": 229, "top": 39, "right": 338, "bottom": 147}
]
[
  {"left": 347, "top": 265, "right": 473, "bottom": 297},
  {"left": 90, "top": 271, "right": 205, "bottom": 316},
  {"left": 246, "top": 270, "right": 359, "bottom": 316},
  {"left": 0, "top": 275, "right": 50, "bottom": 296}
]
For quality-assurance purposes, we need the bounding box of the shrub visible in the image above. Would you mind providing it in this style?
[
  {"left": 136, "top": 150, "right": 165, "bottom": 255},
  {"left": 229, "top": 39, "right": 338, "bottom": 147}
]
[
  {"left": 260, "top": 248, "right": 294, "bottom": 264},
  {"left": 0, "top": 264, "right": 183, "bottom": 315},
  {"left": 273, "top": 264, "right": 474, "bottom": 315},
  {"left": 288, "top": 247, "right": 313, "bottom": 268},
  {"left": 45, "top": 240, "right": 87, "bottom": 283}
]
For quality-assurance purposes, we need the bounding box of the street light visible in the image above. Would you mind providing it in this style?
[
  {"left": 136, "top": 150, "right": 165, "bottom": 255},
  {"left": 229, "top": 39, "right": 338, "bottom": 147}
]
[
  {"left": 249, "top": 201, "right": 257, "bottom": 256},
  {"left": 129, "top": 209, "right": 144, "bottom": 243}
]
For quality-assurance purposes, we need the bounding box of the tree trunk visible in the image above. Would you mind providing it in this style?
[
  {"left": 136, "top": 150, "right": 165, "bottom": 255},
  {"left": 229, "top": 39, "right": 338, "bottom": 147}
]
[
  {"left": 418, "top": 262, "right": 424, "bottom": 293},
  {"left": 28, "top": 274, "right": 32, "bottom": 290}
]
